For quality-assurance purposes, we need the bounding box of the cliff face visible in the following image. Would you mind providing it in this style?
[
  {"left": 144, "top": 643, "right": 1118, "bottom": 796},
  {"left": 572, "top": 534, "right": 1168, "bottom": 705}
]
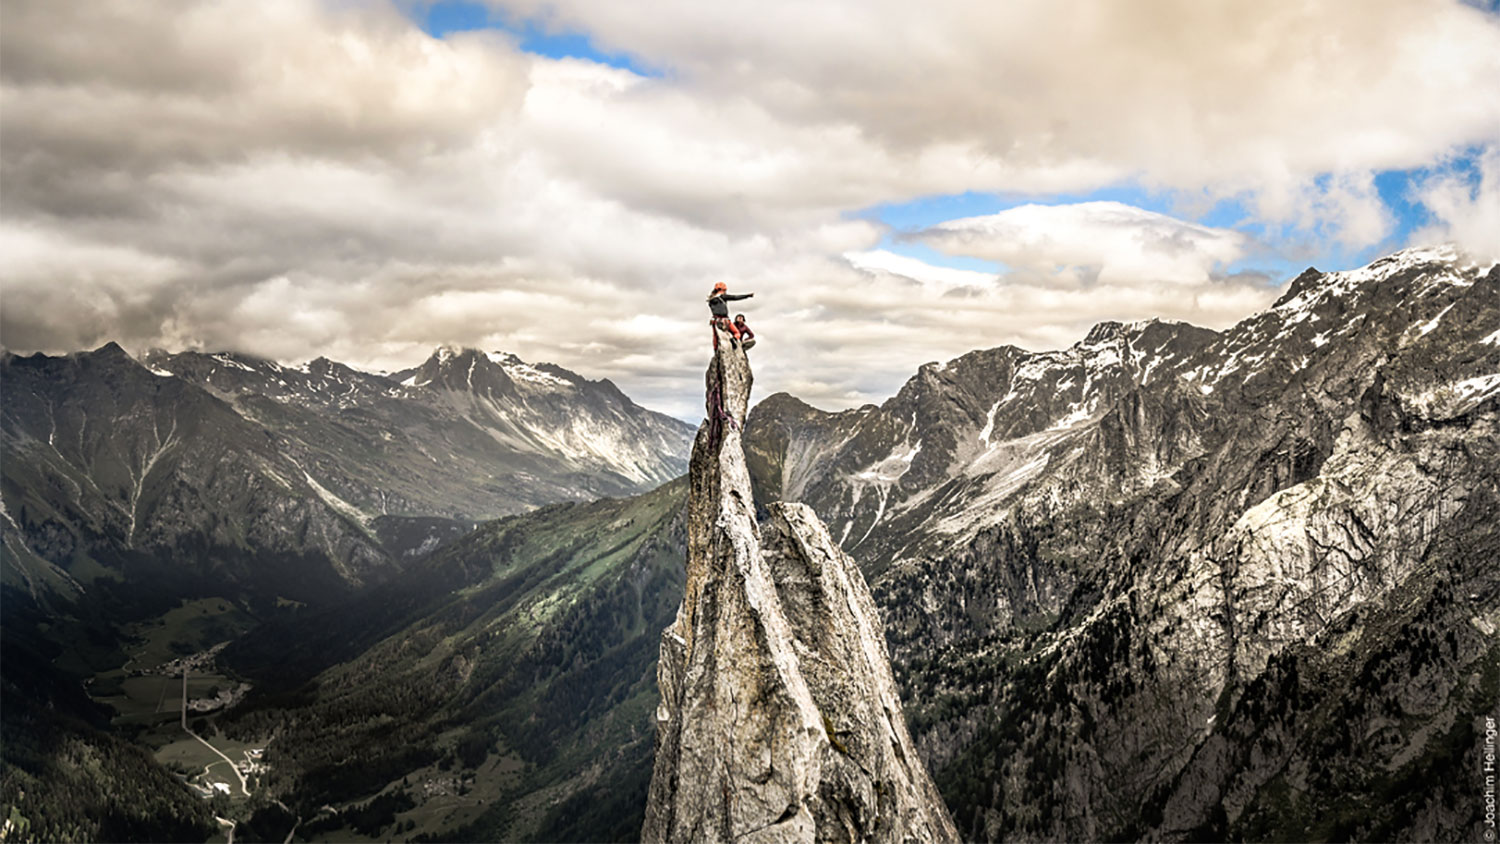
[{"left": 644, "top": 328, "right": 958, "bottom": 843}]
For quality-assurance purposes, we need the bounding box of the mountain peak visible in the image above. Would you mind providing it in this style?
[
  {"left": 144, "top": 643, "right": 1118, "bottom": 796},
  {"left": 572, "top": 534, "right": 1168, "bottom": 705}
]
[
  {"left": 1272, "top": 266, "right": 1327, "bottom": 308},
  {"left": 82, "top": 341, "right": 145, "bottom": 374},
  {"left": 1267, "top": 242, "right": 1484, "bottom": 321},
  {"left": 1083, "top": 320, "right": 1127, "bottom": 345},
  {"left": 1080, "top": 317, "right": 1197, "bottom": 348},
  {"left": 1376, "top": 242, "right": 1463, "bottom": 266},
  {"left": 433, "top": 344, "right": 468, "bottom": 364}
]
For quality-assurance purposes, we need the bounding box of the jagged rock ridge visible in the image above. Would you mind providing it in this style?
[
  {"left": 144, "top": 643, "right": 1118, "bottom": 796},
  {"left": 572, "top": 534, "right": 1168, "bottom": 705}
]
[
  {"left": 644, "top": 326, "right": 957, "bottom": 843},
  {"left": 744, "top": 243, "right": 1500, "bottom": 840}
]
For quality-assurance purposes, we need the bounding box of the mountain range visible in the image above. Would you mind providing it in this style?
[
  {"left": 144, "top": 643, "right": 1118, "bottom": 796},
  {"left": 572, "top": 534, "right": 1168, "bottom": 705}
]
[
  {"left": 745, "top": 244, "right": 1499, "bottom": 840},
  {"left": 206, "top": 245, "right": 1500, "bottom": 841},
  {"left": 2, "top": 245, "right": 1496, "bottom": 842},
  {"left": 2, "top": 344, "right": 692, "bottom": 606}
]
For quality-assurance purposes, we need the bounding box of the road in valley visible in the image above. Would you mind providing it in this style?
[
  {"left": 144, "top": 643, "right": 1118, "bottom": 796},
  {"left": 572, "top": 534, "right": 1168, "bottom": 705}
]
[{"left": 181, "top": 669, "right": 249, "bottom": 797}]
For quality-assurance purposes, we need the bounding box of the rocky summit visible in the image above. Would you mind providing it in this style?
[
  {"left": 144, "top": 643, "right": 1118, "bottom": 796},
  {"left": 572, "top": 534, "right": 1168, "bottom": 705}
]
[{"left": 644, "top": 325, "right": 957, "bottom": 843}]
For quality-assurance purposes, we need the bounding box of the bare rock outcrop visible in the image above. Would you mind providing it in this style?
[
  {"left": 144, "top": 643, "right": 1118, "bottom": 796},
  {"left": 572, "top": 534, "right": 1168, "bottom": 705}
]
[{"left": 643, "top": 327, "right": 958, "bottom": 843}]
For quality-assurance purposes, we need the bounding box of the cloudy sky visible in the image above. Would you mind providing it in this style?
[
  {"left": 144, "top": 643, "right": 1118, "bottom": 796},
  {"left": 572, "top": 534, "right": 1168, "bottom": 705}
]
[{"left": 2, "top": 0, "right": 1497, "bottom": 418}]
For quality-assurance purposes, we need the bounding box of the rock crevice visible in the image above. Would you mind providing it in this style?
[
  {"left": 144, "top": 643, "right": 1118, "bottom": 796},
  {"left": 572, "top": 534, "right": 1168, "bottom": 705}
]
[{"left": 644, "top": 327, "right": 957, "bottom": 843}]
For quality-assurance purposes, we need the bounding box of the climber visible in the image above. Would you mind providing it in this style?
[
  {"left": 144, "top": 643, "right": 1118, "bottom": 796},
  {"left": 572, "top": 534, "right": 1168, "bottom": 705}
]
[
  {"left": 707, "top": 282, "right": 753, "bottom": 348},
  {"left": 733, "top": 314, "right": 756, "bottom": 350}
]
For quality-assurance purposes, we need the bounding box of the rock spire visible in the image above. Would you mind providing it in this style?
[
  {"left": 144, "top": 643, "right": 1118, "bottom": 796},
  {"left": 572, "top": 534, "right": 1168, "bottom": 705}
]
[{"left": 643, "top": 326, "right": 958, "bottom": 843}]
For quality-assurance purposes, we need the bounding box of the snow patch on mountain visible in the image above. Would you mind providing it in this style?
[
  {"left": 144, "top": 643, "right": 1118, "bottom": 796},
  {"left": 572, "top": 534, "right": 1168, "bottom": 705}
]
[
  {"left": 937, "top": 450, "right": 1051, "bottom": 536},
  {"left": 1414, "top": 303, "right": 1455, "bottom": 337},
  {"left": 1049, "top": 403, "right": 1095, "bottom": 430},
  {"left": 212, "top": 353, "right": 257, "bottom": 372},
  {"left": 1404, "top": 373, "right": 1500, "bottom": 416},
  {"left": 845, "top": 439, "right": 923, "bottom": 544},
  {"left": 978, "top": 400, "right": 1004, "bottom": 447},
  {"left": 851, "top": 440, "right": 922, "bottom": 485},
  {"left": 296, "top": 465, "right": 369, "bottom": 527},
  {"left": 503, "top": 361, "right": 573, "bottom": 388}
]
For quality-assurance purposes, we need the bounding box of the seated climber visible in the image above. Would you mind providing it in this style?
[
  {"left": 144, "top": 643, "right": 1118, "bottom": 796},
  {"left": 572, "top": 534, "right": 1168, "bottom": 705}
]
[
  {"left": 733, "top": 314, "right": 756, "bottom": 350},
  {"left": 707, "top": 282, "right": 753, "bottom": 348}
]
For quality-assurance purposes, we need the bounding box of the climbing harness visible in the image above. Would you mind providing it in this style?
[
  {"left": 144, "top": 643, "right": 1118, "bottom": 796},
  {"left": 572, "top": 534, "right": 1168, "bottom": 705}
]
[{"left": 710, "top": 317, "right": 742, "bottom": 349}]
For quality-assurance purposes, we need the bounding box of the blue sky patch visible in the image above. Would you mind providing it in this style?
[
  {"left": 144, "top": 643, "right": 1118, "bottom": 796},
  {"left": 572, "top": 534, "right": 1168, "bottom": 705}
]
[{"left": 410, "top": 0, "right": 661, "bottom": 76}]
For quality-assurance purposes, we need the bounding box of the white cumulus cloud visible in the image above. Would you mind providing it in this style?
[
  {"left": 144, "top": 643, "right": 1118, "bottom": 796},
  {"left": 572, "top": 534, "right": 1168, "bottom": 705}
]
[
  {"left": 915, "top": 202, "right": 1251, "bottom": 286},
  {"left": 1410, "top": 146, "right": 1500, "bottom": 260}
]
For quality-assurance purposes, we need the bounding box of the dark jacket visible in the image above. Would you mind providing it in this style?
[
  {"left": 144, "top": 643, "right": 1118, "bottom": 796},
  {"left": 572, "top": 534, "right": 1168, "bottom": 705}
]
[{"left": 708, "top": 292, "right": 752, "bottom": 318}]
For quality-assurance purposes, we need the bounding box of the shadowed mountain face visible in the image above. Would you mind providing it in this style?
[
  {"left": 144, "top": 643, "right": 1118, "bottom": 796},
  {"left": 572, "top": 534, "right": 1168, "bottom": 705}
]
[
  {"left": 221, "top": 476, "right": 692, "bottom": 843},
  {"left": 1, "top": 343, "right": 391, "bottom": 612},
  {"left": 1, "top": 343, "right": 693, "bottom": 610}
]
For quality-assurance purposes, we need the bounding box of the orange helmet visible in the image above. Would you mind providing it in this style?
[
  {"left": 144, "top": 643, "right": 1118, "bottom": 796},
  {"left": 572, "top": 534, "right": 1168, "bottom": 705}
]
[{"left": 711, "top": 282, "right": 727, "bottom": 295}]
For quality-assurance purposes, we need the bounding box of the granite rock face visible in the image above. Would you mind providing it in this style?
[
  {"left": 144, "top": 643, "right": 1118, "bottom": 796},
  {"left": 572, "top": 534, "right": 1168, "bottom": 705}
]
[{"left": 644, "top": 327, "right": 958, "bottom": 843}]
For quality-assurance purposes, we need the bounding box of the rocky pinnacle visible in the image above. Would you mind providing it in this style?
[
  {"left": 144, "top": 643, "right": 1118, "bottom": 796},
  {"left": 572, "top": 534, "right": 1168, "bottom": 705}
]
[{"left": 643, "top": 326, "right": 959, "bottom": 843}]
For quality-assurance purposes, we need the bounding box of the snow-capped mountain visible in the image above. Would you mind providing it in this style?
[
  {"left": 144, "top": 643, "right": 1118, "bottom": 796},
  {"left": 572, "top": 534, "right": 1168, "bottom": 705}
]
[
  {"left": 743, "top": 244, "right": 1499, "bottom": 840},
  {"left": 388, "top": 346, "right": 693, "bottom": 492},
  {"left": 746, "top": 317, "right": 1221, "bottom": 568},
  {"left": 749, "top": 245, "right": 1496, "bottom": 567},
  {"left": 143, "top": 344, "right": 694, "bottom": 522}
]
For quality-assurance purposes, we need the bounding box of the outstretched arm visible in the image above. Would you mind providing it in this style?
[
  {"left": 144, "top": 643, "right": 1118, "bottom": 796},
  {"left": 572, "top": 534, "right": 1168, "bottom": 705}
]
[{"left": 724, "top": 292, "right": 754, "bottom": 301}]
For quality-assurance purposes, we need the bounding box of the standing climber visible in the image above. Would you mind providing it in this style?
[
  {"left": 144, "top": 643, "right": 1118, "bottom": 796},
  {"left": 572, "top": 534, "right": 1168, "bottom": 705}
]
[
  {"left": 707, "top": 282, "right": 753, "bottom": 348},
  {"left": 733, "top": 314, "right": 756, "bottom": 350}
]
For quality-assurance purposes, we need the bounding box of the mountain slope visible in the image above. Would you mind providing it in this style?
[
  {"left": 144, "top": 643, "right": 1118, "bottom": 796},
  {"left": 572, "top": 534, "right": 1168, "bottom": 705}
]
[
  {"left": 746, "top": 318, "right": 1221, "bottom": 566},
  {"left": 218, "top": 476, "right": 690, "bottom": 842},
  {"left": 1, "top": 341, "right": 695, "bottom": 843},
  {"left": 2, "top": 342, "right": 693, "bottom": 612},
  {"left": 1, "top": 343, "right": 391, "bottom": 613}
]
